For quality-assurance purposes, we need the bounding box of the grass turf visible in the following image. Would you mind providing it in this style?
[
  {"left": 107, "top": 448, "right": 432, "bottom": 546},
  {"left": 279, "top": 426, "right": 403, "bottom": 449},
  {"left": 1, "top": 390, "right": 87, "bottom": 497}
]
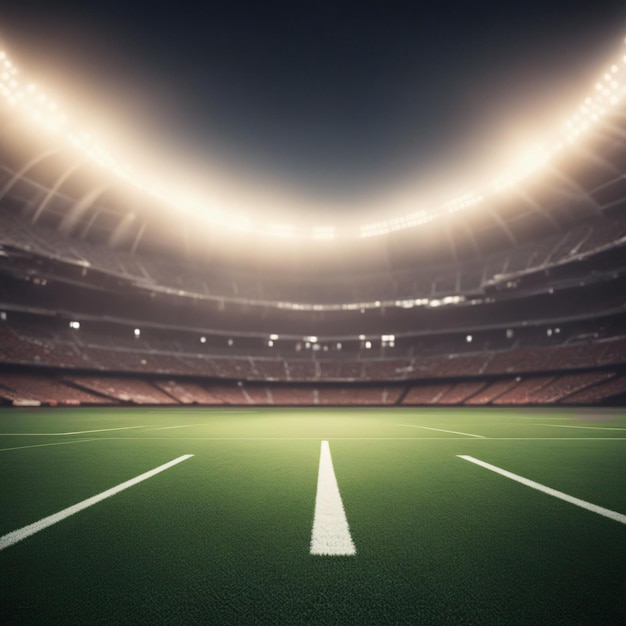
[{"left": 0, "top": 407, "right": 625, "bottom": 624}]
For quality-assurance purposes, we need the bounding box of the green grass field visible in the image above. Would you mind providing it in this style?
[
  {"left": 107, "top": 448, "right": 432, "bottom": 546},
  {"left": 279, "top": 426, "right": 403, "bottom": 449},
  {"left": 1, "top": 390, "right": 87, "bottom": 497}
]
[{"left": 1, "top": 406, "right": 625, "bottom": 625}]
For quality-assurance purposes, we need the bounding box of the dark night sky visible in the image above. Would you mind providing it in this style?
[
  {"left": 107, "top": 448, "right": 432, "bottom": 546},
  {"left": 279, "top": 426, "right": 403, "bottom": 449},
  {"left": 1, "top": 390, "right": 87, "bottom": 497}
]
[{"left": 0, "top": 0, "right": 625, "bottom": 208}]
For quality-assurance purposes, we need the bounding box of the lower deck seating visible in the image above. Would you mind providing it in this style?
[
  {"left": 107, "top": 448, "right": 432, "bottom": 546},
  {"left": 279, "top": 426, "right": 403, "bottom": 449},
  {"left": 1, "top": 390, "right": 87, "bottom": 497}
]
[
  {"left": 492, "top": 376, "right": 557, "bottom": 405},
  {"left": 0, "top": 374, "right": 113, "bottom": 405},
  {"left": 402, "top": 384, "right": 452, "bottom": 405},
  {"left": 0, "top": 370, "right": 623, "bottom": 406},
  {"left": 69, "top": 377, "right": 177, "bottom": 404},
  {"left": 563, "top": 375, "right": 626, "bottom": 404}
]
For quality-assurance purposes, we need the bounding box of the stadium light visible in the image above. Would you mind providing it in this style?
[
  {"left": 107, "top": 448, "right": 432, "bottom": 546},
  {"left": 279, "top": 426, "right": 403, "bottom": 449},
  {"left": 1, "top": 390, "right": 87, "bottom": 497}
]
[
  {"left": 134, "top": 328, "right": 141, "bottom": 337},
  {"left": 0, "top": 37, "right": 625, "bottom": 241},
  {"left": 311, "top": 227, "right": 336, "bottom": 241},
  {"left": 69, "top": 321, "right": 80, "bottom": 330}
]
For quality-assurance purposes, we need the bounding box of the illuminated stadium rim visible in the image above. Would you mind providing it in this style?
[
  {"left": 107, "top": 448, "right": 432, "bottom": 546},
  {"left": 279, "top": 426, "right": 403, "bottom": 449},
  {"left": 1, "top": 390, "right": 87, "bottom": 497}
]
[{"left": 1, "top": 39, "right": 625, "bottom": 241}]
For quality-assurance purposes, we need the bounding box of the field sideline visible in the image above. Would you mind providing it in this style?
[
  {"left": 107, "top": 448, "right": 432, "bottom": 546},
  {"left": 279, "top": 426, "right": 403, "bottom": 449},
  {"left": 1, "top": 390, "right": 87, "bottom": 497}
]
[{"left": 1, "top": 407, "right": 625, "bottom": 624}]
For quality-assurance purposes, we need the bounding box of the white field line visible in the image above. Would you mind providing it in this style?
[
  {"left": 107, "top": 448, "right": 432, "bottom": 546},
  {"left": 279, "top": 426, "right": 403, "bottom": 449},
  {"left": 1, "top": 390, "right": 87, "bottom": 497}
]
[
  {"left": 522, "top": 423, "right": 626, "bottom": 431},
  {"left": 458, "top": 455, "right": 626, "bottom": 525},
  {"left": 398, "top": 424, "right": 486, "bottom": 438},
  {"left": 504, "top": 417, "right": 575, "bottom": 420},
  {"left": 0, "top": 426, "right": 149, "bottom": 436},
  {"left": 310, "top": 440, "right": 356, "bottom": 556},
  {"left": 0, "top": 454, "right": 194, "bottom": 551},
  {"left": 0, "top": 438, "right": 96, "bottom": 452},
  {"left": 91, "top": 436, "right": 626, "bottom": 441},
  {"left": 144, "top": 424, "right": 200, "bottom": 431},
  {"left": 145, "top": 410, "right": 258, "bottom": 412}
]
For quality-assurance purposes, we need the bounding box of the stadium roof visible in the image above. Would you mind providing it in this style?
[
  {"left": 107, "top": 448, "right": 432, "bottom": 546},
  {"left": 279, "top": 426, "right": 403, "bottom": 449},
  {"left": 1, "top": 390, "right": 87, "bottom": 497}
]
[{"left": 0, "top": 3, "right": 625, "bottom": 262}]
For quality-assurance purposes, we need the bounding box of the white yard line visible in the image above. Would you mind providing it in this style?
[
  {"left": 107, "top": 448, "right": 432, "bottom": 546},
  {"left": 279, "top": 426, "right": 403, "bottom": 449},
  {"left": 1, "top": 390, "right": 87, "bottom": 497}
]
[
  {"left": 144, "top": 424, "right": 200, "bottom": 431},
  {"left": 458, "top": 455, "right": 626, "bottom": 525},
  {"left": 0, "top": 426, "right": 149, "bottom": 436},
  {"left": 91, "top": 436, "right": 626, "bottom": 441},
  {"left": 522, "top": 423, "right": 626, "bottom": 431},
  {"left": 0, "top": 438, "right": 96, "bottom": 452},
  {"left": 310, "top": 440, "right": 356, "bottom": 556},
  {"left": 505, "top": 417, "right": 575, "bottom": 420},
  {"left": 0, "top": 454, "right": 194, "bottom": 551},
  {"left": 145, "top": 410, "right": 259, "bottom": 413},
  {"left": 398, "top": 424, "right": 486, "bottom": 438}
]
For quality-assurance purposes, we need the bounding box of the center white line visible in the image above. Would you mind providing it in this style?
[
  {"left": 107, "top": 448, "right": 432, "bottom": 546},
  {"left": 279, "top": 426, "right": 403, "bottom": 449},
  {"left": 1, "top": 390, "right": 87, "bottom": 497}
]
[
  {"left": 398, "top": 424, "right": 486, "bottom": 438},
  {"left": 458, "top": 455, "right": 626, "bottom": 525},
  {"left": 0, "top": 454, "right": 194, "bottom": 550},
  {"left": 310, "top": 441, "right": 356, "bottom": 556}
]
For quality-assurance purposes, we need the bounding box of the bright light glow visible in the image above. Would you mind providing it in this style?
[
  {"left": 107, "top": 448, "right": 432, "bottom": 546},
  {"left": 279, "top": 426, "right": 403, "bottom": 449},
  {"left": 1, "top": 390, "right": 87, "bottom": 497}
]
[
  {"left": 200, "top": 336, "right": 206, "bottom": 343},
  {"left": 69, "top": 321, "right": 80, "bottom": 329},
  {"left": 466, "top": 334, "right": 472, "bottom": 343},
  {"left": 0, "top": 39, "right": 624, "bottom": 242},
  {"left": 311, "top": 226, "right": 336, "bottom": 241},
  {"left": 269, "top": 333, "right": 279, "bottom": 340},
  {"left": 134, "top": 328, "right": 141, "bottom": 337},
  {"left": 269, "top": 224, "right": 295, "bottom": 238}
]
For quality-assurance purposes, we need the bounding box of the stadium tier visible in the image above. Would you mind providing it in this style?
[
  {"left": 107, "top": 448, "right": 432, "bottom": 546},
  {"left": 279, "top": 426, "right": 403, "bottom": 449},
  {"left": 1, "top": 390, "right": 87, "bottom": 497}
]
[
  {"left": 0, "top": 42, "right": 625, "bottom": 407},
  {"left": 2, "top": 25, "right": 626, "bottom": 626}
]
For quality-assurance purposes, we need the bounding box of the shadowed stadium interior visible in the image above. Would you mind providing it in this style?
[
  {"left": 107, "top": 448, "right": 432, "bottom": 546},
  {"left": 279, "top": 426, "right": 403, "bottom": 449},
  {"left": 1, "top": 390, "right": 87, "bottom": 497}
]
[{"left": 0, "top": 4, "right": 625, "bottom": 624}]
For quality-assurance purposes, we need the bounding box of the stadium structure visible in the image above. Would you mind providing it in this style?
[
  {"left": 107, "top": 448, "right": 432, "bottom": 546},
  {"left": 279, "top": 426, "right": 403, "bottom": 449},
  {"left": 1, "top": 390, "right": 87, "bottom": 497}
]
[
  {"left": 0, "top": 39, "right": 626, "bottom": 405},
  {"left": 1, "top": 32, "right": 626, "bottom": 626},
  {"left": 0, "top": 42, "right": 625, "bottom": 407}
]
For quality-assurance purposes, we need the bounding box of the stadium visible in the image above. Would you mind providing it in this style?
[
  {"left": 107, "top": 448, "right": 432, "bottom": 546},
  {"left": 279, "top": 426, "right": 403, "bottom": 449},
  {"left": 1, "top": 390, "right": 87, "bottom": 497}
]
[{"left": 0, "top": 5, "right": 625, "bottom": 624}]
